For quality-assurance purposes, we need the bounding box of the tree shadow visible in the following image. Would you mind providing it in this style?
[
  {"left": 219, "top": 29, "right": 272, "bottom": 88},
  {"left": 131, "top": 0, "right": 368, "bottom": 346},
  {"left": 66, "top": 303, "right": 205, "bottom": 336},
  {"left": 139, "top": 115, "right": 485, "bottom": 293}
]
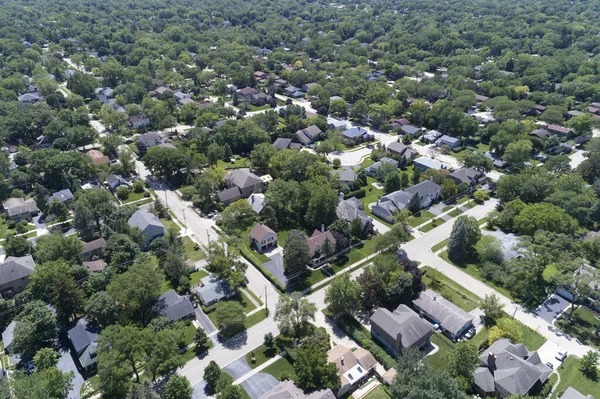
[{"left": 219, "top": 330, "right": 248, "bottom": 349}]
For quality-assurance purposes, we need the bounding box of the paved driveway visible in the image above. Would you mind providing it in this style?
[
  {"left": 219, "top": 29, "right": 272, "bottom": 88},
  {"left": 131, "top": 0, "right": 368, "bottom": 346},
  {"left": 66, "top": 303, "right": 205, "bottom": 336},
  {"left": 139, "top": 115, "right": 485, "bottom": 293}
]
[
  {"left": 57, "top": 349, "right": 84, "bottom": 399},
  {"left": 223, "top": 358, "right": 252, "bottom": 380},
  {"left": 195, "top": 308, "right": 217, "bottom": 335},
  {"left": 240, "top": 373, "right": 278, "bottom": 399},
  {"left": 191, "top": 381, "right": 211, "bottom": 399},
  {"left": 536, "top": 294, "right": 571, "bottom": 325},
  {"left": 262, "top": 253, "right": 287, "bottom": 286},
  {"left": 536, "top": 340, "right": 564, "bottom": 369}
]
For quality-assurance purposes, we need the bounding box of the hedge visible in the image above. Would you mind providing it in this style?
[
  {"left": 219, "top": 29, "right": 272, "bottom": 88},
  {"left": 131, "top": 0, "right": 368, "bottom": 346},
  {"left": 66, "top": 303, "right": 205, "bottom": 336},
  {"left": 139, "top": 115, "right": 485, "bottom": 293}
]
[{"left": 346, "top": 188, "right": 366, "bottom": 199}]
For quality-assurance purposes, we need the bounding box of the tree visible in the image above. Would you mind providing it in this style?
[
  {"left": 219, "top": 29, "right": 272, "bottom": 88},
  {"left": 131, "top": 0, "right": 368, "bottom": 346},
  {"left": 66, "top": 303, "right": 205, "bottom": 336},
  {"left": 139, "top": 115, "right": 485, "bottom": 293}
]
[
  {"left": 215, "top": 302, "right": 247, "bottom": 338},
  {"left": 9, "top": 368, "right": 74, "bottom": 399},
  {"left": 12, "top": 300, "right": 58, "bottom": 355},
  {"left": 448, "top": 216, "right": 481, "bottom": 263},
  {"left": 205, "top": 238, "right": 247, "bottom": 288},
  {"left": 294, "top": 344, "right": 340, "bottom": 392},
  {"left": 503, "top": 140, "right": 532, "bottom": 165},
  {"left": 357, "top": 267, "right": 385, "bottom": 310},
  {"left": 567, "top": 113, "right": 594, "bottom": 136},
  {"left": 194, "top": 328, "right": 210, "bottom": 352},
  {"left": 264, "top": 332, "right": 275, "bottom": 349},
  {"left": 142, "top": 147, "right": 190, "bottom": 178},
  {"left": 553, "top": 260, "right": 599, "bottom": 321},
  {"left": 250, "top": 143, "right": 277, "bottom": 174},
  {"left": 164, "top": 375, "right": 193, "bottom": 399},
  {"left": 384, "top": 170, "right": 401, "bottom": 193},
  {"left": 580, "top": 350, "right": 599, "bottom": 377},
  {"left": 105, "top": 233, "right": 141, "bottom": 268},
  {"left": 85, "top": 291, "right": 119, "bottom": 327},
  {"left": 325, "top": 274, "right": 361, "bottom": 316},
  {"left": 221, "top": 199, "right": 255, "bottom": 233},
  {"left": 460, "top": 152, "right": 493, "bottom": 172},
  {"left": 445, "top": 341, "right": 479, "bottom": 388},
  {"left": 481, "top": 294, "right": 504, "bottom": 327},
  {"left": 476, "top": 236, "right": 504, "bottom": 265},
  {"left": 488, "top": 317, "right": 522, "bottom": 345},
  {"left": 33, "top": 348, "right": 59, "bottom": 371},
  {"left": 127, "top": 381, "right": 159, "bottom": 399},
  {"left": 107, "top": 261, "right": 162, "bottom": 326},
  {"left": 33, "top": 233, "right": 83, "bottom": 265},
  {"left": 4, "top": 233, "right": 30, "bottom": 257},
  {"left": 47, "top": 200, "right": 68, "bottom": 222},
  {"left": 513, "top": 203, "right": 578, "bottom": 236},
  {"left": 283, "top": 233, "right": 311, "bottom": 275},
  {"left": 204, "top": 361, "right": 222, "bottom": 390},
  {"left": 442, "top": 179, "right": 457, "bottom": 200},
  {"left": 219, "top": 385, "right": 244, "bottom": 399},
  {"left": 206, "top": 143, "right": 224, "bottom": 165},
  {"left": 274, "top": 293, "right": 317, "bottom": 339},
  {"left": 407, "top": 193, "right": 421, "bottom": 214},
  {"left": 305, "top": 184, "right": 339, "bottom": 230},
  {"left": 350, "top": 217, "right": 364, "bottom": 240}
]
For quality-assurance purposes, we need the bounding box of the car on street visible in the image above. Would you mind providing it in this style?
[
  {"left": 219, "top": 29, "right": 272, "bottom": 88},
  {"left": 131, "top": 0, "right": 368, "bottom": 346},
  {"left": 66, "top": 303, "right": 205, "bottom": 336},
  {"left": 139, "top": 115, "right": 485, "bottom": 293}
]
[{"left": 556, "top": 350, "right": 567, "bottom": 361}]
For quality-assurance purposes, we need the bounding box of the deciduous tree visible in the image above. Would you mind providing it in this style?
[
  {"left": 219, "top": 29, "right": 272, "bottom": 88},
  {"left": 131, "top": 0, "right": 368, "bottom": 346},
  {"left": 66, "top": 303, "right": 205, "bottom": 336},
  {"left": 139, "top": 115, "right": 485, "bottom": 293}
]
[{"left": 274, "top": 293, "right": 317, "bottom": 339}]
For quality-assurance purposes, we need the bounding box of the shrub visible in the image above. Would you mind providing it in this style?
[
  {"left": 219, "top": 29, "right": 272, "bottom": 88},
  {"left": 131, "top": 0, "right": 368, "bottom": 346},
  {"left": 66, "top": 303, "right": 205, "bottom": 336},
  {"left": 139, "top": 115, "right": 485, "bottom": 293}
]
[
  {"left": 346, "top": 188, "right": 366, "bottom": 199},
  {"left": 132, "top": 180, "right": 145, "bottom": 193},
  {"left": 116, "top": 186, "right": 130, "bottom": 200}
]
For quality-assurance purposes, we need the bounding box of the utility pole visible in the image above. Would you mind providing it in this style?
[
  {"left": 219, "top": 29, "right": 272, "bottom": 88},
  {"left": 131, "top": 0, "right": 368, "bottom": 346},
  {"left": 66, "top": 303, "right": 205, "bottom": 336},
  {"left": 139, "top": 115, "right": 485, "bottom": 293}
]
[
  {"left": 265, "top": 285, "right": 268, "bottom": 317},
  {"left": 183, "top": 208, "right": 187, "bottom": 232},
  {"left": 164, "top": 190, "right": 168, "bottom": 208}
]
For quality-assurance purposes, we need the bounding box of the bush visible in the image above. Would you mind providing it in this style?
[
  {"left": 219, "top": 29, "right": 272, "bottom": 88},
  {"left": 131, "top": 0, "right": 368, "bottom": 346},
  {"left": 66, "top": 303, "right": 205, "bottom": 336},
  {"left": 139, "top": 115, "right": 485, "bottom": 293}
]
[
  {"left": 180, "top": 186, "right": 196, "bottom": 200},
  {"left": 473, "top": 190, "right": 488, "bottom": 204},
  {"left": 116, "top": 186, "right": 130, "bottom": 200},
  {"left": 132, "top": 180, "right": 145, "bottom": 193},
  {"left": 346, "top": 188, "right": 366, "bottom": 199}
]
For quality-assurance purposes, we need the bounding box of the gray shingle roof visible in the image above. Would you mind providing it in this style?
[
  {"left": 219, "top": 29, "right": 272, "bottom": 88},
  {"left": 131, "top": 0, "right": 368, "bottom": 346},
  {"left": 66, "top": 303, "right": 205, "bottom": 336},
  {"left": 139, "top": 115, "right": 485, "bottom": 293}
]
[
  {"left": 1, "top": 321, "right": 15, "bottom": 351},
  {"left": 127, "top": 210, "right": 165, "bottom": 232},
  {"left": 370, "top": 305, "right": 432, "bottom": 348},
  {"left": 154, "top": 290, "right": 195, "bottom": 321},
  {"left": 217, "top": 187, "right": 242, "bottom": 203},
  {"left": 449, "top": 168, "right": 481, "bottom": 184},
  {"left": 195, "top": 274, "right": 234, "bottom": 306},
  {"left": 0, "top": 256, "right": 35, "bottom": 286},
  {"left": 559, "top": 387, "right": 595, "bottom": 399},
  {"left": 47, "top": 189, "right": 73, "bottom": 204},
  {"left": 273, "top": 138, "right": 292, "bottom": 150},
  {"left": 413, "top": 156, "right": 444, "bottom": 170},
  {"left": 387, "top": 141, "right": 409, "bottom": 156},
  {"left": 68, "top": 318, "right": 100, "bottom": 354},
  {"left": 250, "top": 224, "right": 276, "bottom": 242},
  {"left": 336, "top": 198, "right": 371, "bottom": 230},
  {"left": 225, "top": 169, "right": 262, "bottom": 190},
  {"left": 412, "top": 289, "right": 473, "bottom": 336},
  {"left": 3, "top": 198, "right": 38, "bottom": 217},
  {"left": 405, "top": 179, "right": 443, "bottom": 200}
]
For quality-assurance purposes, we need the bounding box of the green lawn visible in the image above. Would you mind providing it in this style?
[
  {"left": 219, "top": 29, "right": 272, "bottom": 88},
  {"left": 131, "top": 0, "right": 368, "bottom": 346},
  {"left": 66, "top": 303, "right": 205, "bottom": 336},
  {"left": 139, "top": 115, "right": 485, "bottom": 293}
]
[
  {"left": 360, "top": 384, "right": 390, "bottom": 399},
  {"left": 330, "top": 237, "right": 379, "bottom": 273},
  {"left": 160, "top": 269, "right": 208, "bottom": 293},
  {"left": 182, "top": 236, "right": 205, "bottom": 261},
  {"left": 442, "top": 206, "right": 454, "bottom": 212},
  {"left": 408, "top": 210, "right": 435, "bottom": 227},
  {"left": 180, "top": 339, "right": 213, "bottom": 363},
  {"left": 476, "top": 143, "right": 490, "bottom": 152},
  {"left": 552, "top": 356, "right": 600, "bottom": 399},
  {"left": 245, "top": 309, "right": 267, "bottom": 329},
  {"left": 471, "top": 320, "right": 546, "bottom": 351},
  {"left": 263, "top": 356, "right": 296, "bottom": 380},
  {"left": 205, "top": 290, "right": 259, "bottom": 324},
  {"left": 245, "top": 343, "right": 278, "bottom": 369},
  {"left": 161, "top": 218, "right": 180, "bottom": 232},
  {"left": 448, "top": 208, "right": 463, "bottom": 217},
  {"left": 183, "top": 323, "right": 197, "bottom": 345},
  {"left": 431, "top": 238, "right": 449, "bottom": 252},
  {"left": 555, "top": 307, "right": 600, "bottom": 349},
  {"left": 123, "top": 190, "right": 148, "bottom": 203},
  {"left": 0, "top": 219, "right": 35, "bottom": 239},
  {"left": 427, "top": 333, "right": 455, "bottom": 371},
  {"left": 217, "top": 157, "right": 251, "bottom": 170},
  {"left": 421, "top": 266, "right": 480, "bottom": 311},
  {"left": 419, "top": 218, "right": 445, "bottom": 232}
]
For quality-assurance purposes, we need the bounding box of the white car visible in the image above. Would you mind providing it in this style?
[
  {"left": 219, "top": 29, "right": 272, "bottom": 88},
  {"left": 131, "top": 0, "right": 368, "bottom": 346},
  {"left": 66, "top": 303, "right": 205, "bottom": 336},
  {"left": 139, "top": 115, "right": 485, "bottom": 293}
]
[{"left": 556, "top": 350, "right": 567, "bottom": 361}]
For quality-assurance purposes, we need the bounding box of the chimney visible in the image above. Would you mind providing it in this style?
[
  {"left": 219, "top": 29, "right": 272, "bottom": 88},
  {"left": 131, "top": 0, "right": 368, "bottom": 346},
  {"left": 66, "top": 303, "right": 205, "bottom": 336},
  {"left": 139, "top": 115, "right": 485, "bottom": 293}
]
[
  {"left": 251, "top": 195, "right": 255, "bottom": 204},
  {"left": 487, "top": 352, "right": 496, "bottom": 369},
  {"left": 341, "top": 356, "right": 344, "bottom": 365},
  {"left": 321, "top": 224, "right": 325, "bottom": 233},
  {"left": 429, "top": 176, "right": 433, "bottom": 182},
  {"left": 339, "top": 192, "right": 345, "bottom": 200}
]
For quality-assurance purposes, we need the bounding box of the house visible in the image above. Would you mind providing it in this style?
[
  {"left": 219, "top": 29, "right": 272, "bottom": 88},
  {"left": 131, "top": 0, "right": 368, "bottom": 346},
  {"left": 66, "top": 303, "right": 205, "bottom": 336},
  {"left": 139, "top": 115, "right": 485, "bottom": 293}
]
[
  {"left": 295, "top": 125, "right": 323, "bottom": 145},
  {"left": 412, "top": 289, "right": 473, "bottom": 340},
  {"left": 273, "top": 138, "right": 292, "bottom": 150},
  {"left": 555, "top": 263, "right": 600, "bottom": 305},
  {"left": 249, "top": 224, "right": 278, "bottom": 252},
  {"left": 195, "top": 274, "right": 235, "bottom": 306},
  {"left": 371, "top": 179, "right": 442, "bottom": 223},
  {"left": 333, "top": 169, "right": 357, "bottom": 185},
  {"left": 327, "top": 345, "right": 378, "bottom": 397},
  {"left": 413, "top": 156, "right": 445, "bottom": 172},
  {"left": 47, "top": 189, "right": 74, "bottom": 206},
  {"left": 149, "top": 86, "right": 172, "bottom": 97},
  {"left": 223, "top": 169, "right": 263, "bottom": 198},
  {"left": 154, "top": 289, "right": 195, "bottom": 322},
  {"left": 342, "top": 127, "right": 372, "bottom": 145},
  {"left": 250, "top": 92, "right": 272, "bottom": 106},
  {"left": 247, "top": 193, "right": 265, "bottom": 214},
  {"left": 387, "top": 141, "right": 410, "bottom": 157},
  {"left": 83, "top": 259, "right": 107, "bottom": 272},
  {"left": 2, "top": 322, "right": 15, "bottom": 354},
  {"left": 558, "top": 387, "right": 595, "bottom": 399},
  {"left": 137, "top": 132, "right": 171, "bottom": 154},
  {"left": 217, "top": 187, "right": 243, "bottom": 205},
  {"left": 260, "top": 381, "right": 334, "bottom": 399},
  {"left": 81, "top": 238, "right": 106, "bottom": 261},
  {"left": 533, "top": 104, "right": 547, "bottom": 115},
  {"left": 422, "top": 130, "right": 443, "bottom": 143},
  {"left": 68, "top": 318, "right": 101, "bottom": 371},
  {"left": 129, "top": 115, "right": 150, "bottom": 129},
  {"left": 237, "top": 87, "right": 257, "bottom": 100},
  {"left": 475, "top": 95, "right": 489, "bottom": 103},
  {"left": 0, "top": 256, "right": 36, "bottom": 298},
  {"left": 127, "top": 210, "right": 165, "bottom": 245},
  {"left": 485, "top": 151, "right": 507, "bottom": 168},
  {"left": 547, "top": 124, "right": 573, "bottom": 137},
  {"left": 366, "top": 157, "right": 399, "bottom": 178},
  {"left": 3, "top": 197, "right": 39, "bottom": 221},
  {"left": 284, "top": 86, "right": 304, "bottom": 98},
  {"left": 254, "top": 71, "right": 268, "bottom": 80},
  {"left": 336, "top": 197, "right": 374, "bottom": 236},
  {"left": 566, "top": 110, "right": 584, "bottom": 119},
  {"left": 448, "top": 168, "right": 484, "bottom": 185},
  {"left": 370, "top": 304, "right": 433, "bottom": 356},
  {"left": 85, "top": 150, "right": 108, "bottom": 166},
  {"left": 400, "top": 125, "right": 420, "bottom": 136},
  {"left": 327, "top": 118, "right": 348, "bottom": 131},
  {"left": 529, "top": 129, "right": 550, "bottom": 138},
  {"left": 306, "top": 229, "right": 337, "bottom": 260},
  {"left": 96, "top": 87, "right": 114, "bottom": 103},
  {"left": 473, "top": 339, "right": 552, "bottom": 398},
  {"left": 302, "top": 83, "right": 318, "bottom": 92},
  {"left": 17, "top": 92, "right": 42, "bottom": 104},
  {"left": 436, "top": 135, "right": 461, "bottom": 148},
  {"left": 106, "top": 174, "right": 129, "bottom": 191}
]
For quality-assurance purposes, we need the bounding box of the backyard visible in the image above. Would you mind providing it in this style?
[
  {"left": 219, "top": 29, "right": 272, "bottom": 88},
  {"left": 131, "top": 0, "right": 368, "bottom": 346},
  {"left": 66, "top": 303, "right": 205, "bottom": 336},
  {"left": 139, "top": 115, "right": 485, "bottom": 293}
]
[
  {"left": 552, "top": 356, "right": 600, "bottom": 398},
  {"left": 555, "top": 307, "right": 600, "bottom": 349},
  {"left": 421, "top": 266, "right": 481, "bottom": 312},
  {"left": 426, "top": 333, "right": 455, "bottom": 371},
  {"left": 160, "top": 269, "right": 208, "bottom": 293},
  {"left": 359, "top": 384, "right": 390, "bottom": 399}
]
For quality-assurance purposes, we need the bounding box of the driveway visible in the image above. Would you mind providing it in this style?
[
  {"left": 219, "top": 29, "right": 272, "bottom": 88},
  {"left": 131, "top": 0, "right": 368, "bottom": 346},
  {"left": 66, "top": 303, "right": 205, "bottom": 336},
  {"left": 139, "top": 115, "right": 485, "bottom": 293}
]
[
  {"left": 240, "top": 373, "right": 279, "bottom": 399},
  {"left": 469, "top": 308, "right": 485, "bottom": 333},
  {"left": 536, "top": 294, "right": 571, "bottom": 325},
  {"left": 195, "top": 308, "right": 217, "bottom": 335},
  {"left": 536, "top": 340, "right": 564, "bottom": 369},
  {"left": 223, "top": 357, "right": 252, "bottom": 380},
  {"left": 56, "top": 349, "right": 84, "bottom": 399},
  {"left": 191, "top": 381, "right": 211, "bottom": 399},
  {"left": 262, "top": 253, "right": 287, "bottom": 286}
]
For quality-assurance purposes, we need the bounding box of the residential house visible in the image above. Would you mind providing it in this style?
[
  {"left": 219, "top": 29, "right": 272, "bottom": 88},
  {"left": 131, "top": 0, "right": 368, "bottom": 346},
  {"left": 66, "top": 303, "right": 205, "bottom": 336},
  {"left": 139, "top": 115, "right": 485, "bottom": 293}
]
[
  {"left": 96, "top": 87, "right": 114, "bottom": 103},
  {"left": 247, "top": 193, "right": 265, "bottom": 214},
  {"left": 249, "top": 224, "right": 278, "bottom": 252},
  {"left": 68, "top": 318, "right": 101, "bottom": 371},
  {"left": 173, "top": 91, "right": 190, "bottom": 102},
  {"left": 250, "top": 92, "right": 272, "bottom": 106},
  {"left": 371, "top": 179, "right": 442, "bottom": 223},
  {"left": 0, "top": 256, "right": 36, "bottom": 298},
  {"left": 588, "top": 107, "right": 600, "bottom": 115},
  {"left": 2, "top": 322, "right": 15, "bottom": 354},
  {"left": 558, "top": 387, "right": 595, "bottom": 399},
  {"left": 485, "top": 151, "right": 508, "bottom": 168},
  {"left": 327, "top": 345, "right": 378, "bottom": 397},
  {"left": 154, "top": 289, "right": 195, "bottom": 322},
  {"left": 275, "top": 79, "right": 287, "bottom": 87},
  {"left": 81, "top": 238, "right": 106, "bottom": 261},
  {"left": 387, "top": 141, "right": 410, "bottom": 157},
  {"left": 370, "top": 304, "right": 433, "bottom": 356},
  {"left": 295, "top": 125, "right": 323, "bottom": 145},
  {"left": 195, "top": 274, "right": 235, "bottom": 306},
  {"left": 137, "top": 131, "right": 171, "bottom": 155},
  {"left": 284, "top": 86, "right": 304, "bottom": 98},
  {"left": 533, "top": 104, "right": 546, "bottom": 115},
  {"left": 3, "top": 197, "right": 39, "bottom": 221},
  {"left": 148, "top": 86, "right": 172, "bottom": 97},
  {"left": 221, "top": 169, "right": 263, "bottom": 199},
  {"left": 555, "top": 263, "right": 600, "bottom": 306},
  {"left": 422, "top": 130, "right": 443, "bottom": 143},
  {"left": 473, "top": 339, "right": 552, "bottom": 398},
  {"left": 129, "top": 115, "right": 150, "bottom": 129},
  {"left": 400, "top": 125, "right": 420, "bottom": 136},
  {"left": 529, "top": 129, "right": 550, "bottom": 138},
  {"left": 106, "top": 174, "right": 129, "bottom": 191},
  {"left": 333, "top": 169, "right": 357, "bottom": 185},
  {"left": 306, "top": 229, "right": 337, "bottom": 260},
  {"left": 302, "top": 83, "right": 318, "bottom": 92},
  {"left": 254, "top": 71, "right": 268, "bottom": 80},
  {"left": 342, "top": 127, "right": 372, "bottom": 146},
  {"left": 412, "top": 289, "right": 473, "bottom": 340},
  {"left": 566, "top": 110, "right": 584, "bottom": 119},
  {"left": 475, "top": 95, "right": 489, "bottom": 103},
  {"left": 448, "top": 168, "right": 484, "bottom": 185},
  {"left": 47, "top": 189, "right": 74, "bottom": 206},
  {"left": 273, "top": 138, "right": 293, "bottom": 150},
  {"left": 216, "top": 187, "right": 243, "bottom": 205},
  {"left": 327, "top": 118, "right": 348, "bottom": 131},
  {"left": 547, "top": 124, "right": 573, "bottom": 137},
  {"left": 86, "top": 149, "right": 109, "bottom": 165},
  {"left": 259, "top": 380, "right": 334, "bottom": 399},
  {"left": 436, "top": 135, "right": 461, "bottom": 148},
  {"left": 17, "top": 92, "right": 42, "bottom": 104},
  {"left": 127, "top": 210, "right": 165, "bottom": 245},
  {"left": 83, "top": 259, "right": 107, "bottom": 272},
  {"left": 413, "top": 156, "right": 445, "bottom": 172},
  {"left": 237, "top": 87, "right": 257, "bottom": 101},
  {"left": 336, "top": 197, "right": 374, "bottom": 237},
  {"left": 366, "top": 157, "right": 399, "bottom": 178}
]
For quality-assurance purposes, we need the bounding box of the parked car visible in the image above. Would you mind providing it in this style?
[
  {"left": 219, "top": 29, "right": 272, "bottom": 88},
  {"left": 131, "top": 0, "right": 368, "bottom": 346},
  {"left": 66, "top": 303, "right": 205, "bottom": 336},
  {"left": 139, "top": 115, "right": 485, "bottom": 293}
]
[
  {"left": 464, "top": 328, "right": 476, "bottom": 339},
  {"left": 556, "top": 350, "right": 567, "bottom": 361},
  {"left": 545, "top": 362, "right": 554, "bottom": 369}
]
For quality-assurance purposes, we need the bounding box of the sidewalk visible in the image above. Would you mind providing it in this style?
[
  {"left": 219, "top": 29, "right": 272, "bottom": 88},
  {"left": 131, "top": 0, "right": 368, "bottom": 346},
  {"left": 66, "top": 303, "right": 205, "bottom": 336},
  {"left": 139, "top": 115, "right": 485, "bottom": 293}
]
[{"left": 232, "top": 355, "right": 282, "bottom": 385}]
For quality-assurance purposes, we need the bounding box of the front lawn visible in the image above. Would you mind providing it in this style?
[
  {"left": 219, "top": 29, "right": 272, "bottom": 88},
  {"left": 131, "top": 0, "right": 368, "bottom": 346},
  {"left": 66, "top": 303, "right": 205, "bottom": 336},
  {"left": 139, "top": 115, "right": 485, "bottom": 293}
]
[
  {"left": 555, "top": 307, "right": 600, "bottom": 350},
  {"left": 245, "top": 309, "right": 268, "bottom": 329},
  {"left": 161, "top": 218, "right": 180, "bottom": 232},
  {"left": 421, "top": 266, "right": 480, "bottom": 312},
  {"left": 182, "top": 236, "right": 205, "bottom": 261},
  {"left": 448, "top": 208, "right": 463, "bottom": 217},
  {"left": 431, "top": 238, "right": 449, "bottom": 252},
  {"left": 160, "top": 269, "right": 208, "bottom": 293},
  {"left": 263, "top": 357, "right": 296, "bottom": 380},
  {"left": 122, "top": 190, "right": 148, "bottom": 203},
  {"left": 419, "top": 218, "right": 445, "bottom": 232},
  {"left": 552, "top": 356, "right": 600, "bottom": 398},
  {"left": 471, "top": 320, "right": 546, "bottom": 351},
  {"left": 408, "top": 210, "right": 435, "bottom": 227},
  {"left": 204, "top": 290, "right": 258, "bottom": 324},
  {"left": 245, "top": 343, "right": 278, "bottom": 369}
]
